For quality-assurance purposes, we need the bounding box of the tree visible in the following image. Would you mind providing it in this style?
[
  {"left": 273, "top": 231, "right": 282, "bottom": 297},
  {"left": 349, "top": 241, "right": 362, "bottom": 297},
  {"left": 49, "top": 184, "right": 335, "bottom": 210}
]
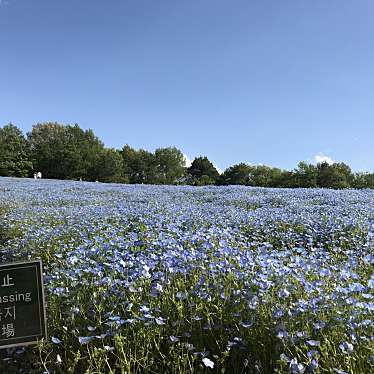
[
  {"left": 121, "top": 145, "right": 156, "bottom": 184},
  {"left": 0, "top": 123, "right": 33, "bottom": 177},
  {"left": 66, "top": 125, "right": 105, "bottom": 180},
  {"left": 352, "top": 172, "right": 374, "bottom": 189},
  {"left": 333, "top": 162, "right": 353, "bottom": 187},
  {"left": 154, "top": 147, "right": 186, "bottom": 184},
  {"left": 138, "top": 149, "right": 157, "bottom": 184},
  {"left": 273, "top": 170, "right": 297, "bottom": 188},
  {"left": 248, "top": 165, "right": 284, "bottom": 187},
  {"left": 187, "top": 156, "right": 220, "bottom": 185},
  {"left": 28, "top": 122, "right": 104, "bottom": 180},
  {"left": 89, "top": 148, "right": 125, "bottom": 183},
  {"left": 316, "top": 162, "right": 352, "bottom": 189},
  {"left": 294, "top": 162, "right": 318, "bottom": 188},
  {"left": 27, "top": 122, "right": 72, "bottom": 179},
  {"left": 218, "top": 163, "right": 252, "bottom": 185}
]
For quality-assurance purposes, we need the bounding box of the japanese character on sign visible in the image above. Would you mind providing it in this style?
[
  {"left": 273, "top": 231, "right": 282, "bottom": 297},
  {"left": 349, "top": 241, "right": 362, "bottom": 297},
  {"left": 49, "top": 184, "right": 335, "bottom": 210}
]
[
  {"left": 1, "top": 274, "right": 14, "bottom": 288},
  {"left": 2, "top": 323, "right": 15, "bottom": 338}
]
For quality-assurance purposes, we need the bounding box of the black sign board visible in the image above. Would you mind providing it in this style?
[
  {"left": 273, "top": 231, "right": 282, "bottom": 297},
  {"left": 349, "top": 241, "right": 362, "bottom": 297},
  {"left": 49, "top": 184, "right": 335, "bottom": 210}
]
[{"left": 0, "top": 260, "right": 47, "bottom": 349}]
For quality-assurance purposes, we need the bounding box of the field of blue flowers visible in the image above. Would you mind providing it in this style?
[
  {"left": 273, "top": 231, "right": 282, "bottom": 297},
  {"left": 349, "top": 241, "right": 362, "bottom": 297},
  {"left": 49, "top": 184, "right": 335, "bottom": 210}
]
[{"left": 0, "top": 177, "right": 373, "bottom": 374}]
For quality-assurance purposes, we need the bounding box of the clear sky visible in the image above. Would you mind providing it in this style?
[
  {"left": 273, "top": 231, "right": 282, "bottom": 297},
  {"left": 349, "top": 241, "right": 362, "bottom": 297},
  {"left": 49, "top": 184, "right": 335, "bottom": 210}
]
[{"left": 1, "top": 0, "right": 373, "bottom": 172}]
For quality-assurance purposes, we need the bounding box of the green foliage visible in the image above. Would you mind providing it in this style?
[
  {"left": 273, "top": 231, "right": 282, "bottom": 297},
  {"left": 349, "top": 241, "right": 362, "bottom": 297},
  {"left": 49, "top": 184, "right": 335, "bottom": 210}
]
[
  {"left": 0, "top": 123, "right": 33, "bottom": 177},
  {"left": 352, "top": 172, "right": 374, "bottom": 189},
  {"left": 1, "top": 121, "right": 374, "bottom": 189},
  {"left": 121, "top": 146, "right": 186, "bottom": 185},
  {"left": 154, "top": 147, "right": 186, "bottom": 185},
  {"left": 316, "top": 162, "right": 352, "bottom": 189},
  {"left": 294, "top": 162, "right": 318, "bottom": 188},
  {"left": 27, "top": 123, "right": 105, "bottom": 181},
  {"left": 218, "top": 163, "right": 252, "bottom": 185},
  {"left": 89, "top": 148, "right": 126, "bottom": 183},
  {"left": 121, "top": 145, "right": 157, "bottom": 184},
  {"left": 248, "top": 165, "right": 284, "bottom": 187},
  {"left": 187, "top": 156, "right": 220, "bottom": 185}
]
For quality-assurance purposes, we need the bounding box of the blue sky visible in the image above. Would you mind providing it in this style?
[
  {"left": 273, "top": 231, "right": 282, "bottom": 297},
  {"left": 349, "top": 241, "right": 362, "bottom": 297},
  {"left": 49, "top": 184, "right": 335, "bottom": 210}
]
[{"left": 1, "top": 0, "right": 373, "bottom": 172}]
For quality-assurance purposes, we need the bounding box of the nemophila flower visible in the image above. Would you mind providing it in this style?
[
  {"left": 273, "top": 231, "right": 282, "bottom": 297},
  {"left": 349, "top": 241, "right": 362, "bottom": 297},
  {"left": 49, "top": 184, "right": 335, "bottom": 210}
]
[
  {"left": 276, "top": 330, "right": 289, "bottom": 340},
  {"left": 289, "top": 358, "right": 305, "bottom": 374},
  {"left": 2, "top": 180, "right": 374, "bottom": 371},
  {"left": 240, "top": 321, "right": 253, "bottom": 328},
  {"left": 273, "top": 309, "right": 284, "bottom": 319},
  {"left": 56, "top": 354, "right": 62, "bottom": 365},
  {"left": 139, "top": 305, "right": 150, "bottom": 313},
  {"left": 78, "top": 336, "right": 94, "bottom": 345},
  {"left": 193, "top": 315, "right": 203, "bottom": 321},
  {"left": 155, "top": 317, "right": 166, "bottom": 325},
  {"left": 339, "top": 341, "right": 354, "bottom": 354},
  {"left": 333, "top": 369, "right": 348, "bottom": 374},
  {"left": 313, "top": 321, "right": 326, "bottom": 331},
  {"left": 202, "top": 357, "right": 215, "bottom": 369},
  {"left": 154, "top": 283, "right": 163, "bottom": 292},
  {"left": 362, "top": 293, "right": 373, "bottom": 299},
  {"left": 307, "top": 358, "right": 318, "bottom": 372},
  {"left": 278, "top": 289, "right": 290, "bottom": 298},
  {"left": 348, "top": 282, "right": 365, "bottom": 292},
  {"left": 368, "top": 276, "right": 374, "bottom": 289},
  {"left": 306, "top": 340, "right": 320, "bottom": 347},
  {"left": 169, "top": 335, "right": 180, "bottom": 343},
  {"left": 176, "top": 291, "right": 187, "bottom": 300},
  {"left": 51, "top": 337, "right": 62, "bottom": 344},
  {"left": 296, "top": 331, "right": 308, "bottom": 339}
]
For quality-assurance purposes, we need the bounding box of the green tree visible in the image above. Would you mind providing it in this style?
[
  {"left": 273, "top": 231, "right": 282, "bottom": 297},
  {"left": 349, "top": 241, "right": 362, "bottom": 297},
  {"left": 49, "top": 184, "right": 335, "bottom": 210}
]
[
  {"left": 121, "top": 145, "right": 157, "bottom": 184},
  {"left": 273, "top": 170, "right": 297, "bottom": 188},
  {"left": 28, "top": 122, "right": 71, "bottom": 179},
  {"left": 0, "top": 123, "right": 33, "bottom": 177},
  {"left": 65, "top": 125, "right": 104, "bottom": 180},
  {"left": 248, "top": 165, "right": 284, "bottom": 187},
  {"left": 121, "top": 144, "right": 138, "bottom": 183},
  {"left": 89, "top": 148, "right": 125, "bottom": 183},
  {"left": 154, "top": 147, "right": 186, "bottom": 184},
  {"left": 138, "top": 149, "right": 157, "bottom": 184},
  {"left": 28, "top": 123, "right": 104, "bottom": 180},
  {"left": 294, "top": 162, "right": 318, "bottom": 188},
  {"left": 187, "top": 156, "right": 220, "bottom": 185},
  {"left": 316, "top": 162, "right": 352, "bottom": 189},
  {"left": 219, "top": 163, "right": 252, "bottom": 185}
]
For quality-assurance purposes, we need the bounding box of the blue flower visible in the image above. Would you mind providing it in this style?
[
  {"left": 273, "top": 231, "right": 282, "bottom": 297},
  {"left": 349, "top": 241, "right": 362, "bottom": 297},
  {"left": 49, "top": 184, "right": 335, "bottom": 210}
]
[
  {"left": 339, "top": 341, "right": 353, "bottom": 354},
  {"left": 51, "top": 336, "right": 62, "bottom": 344},
  {"left": 202, "top": 357, "right": 214, "bottom": 369},
  {"left": 306, "top": 340, "right": 320, "bottom": 347},
  {"left": 78, "top": 336, "right": 94, "bottom": 345}
]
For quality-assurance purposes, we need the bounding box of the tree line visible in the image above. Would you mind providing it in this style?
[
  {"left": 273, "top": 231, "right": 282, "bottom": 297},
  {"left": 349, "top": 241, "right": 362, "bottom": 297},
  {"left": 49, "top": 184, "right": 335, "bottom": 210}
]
[{"left": 1, "top": 122, "right": 373, "bottom": 189}]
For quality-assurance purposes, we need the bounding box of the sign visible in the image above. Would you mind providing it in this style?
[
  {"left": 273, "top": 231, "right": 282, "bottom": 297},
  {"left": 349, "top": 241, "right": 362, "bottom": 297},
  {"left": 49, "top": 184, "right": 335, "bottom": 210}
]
[{"left": 0, "top": 260, "right": 47, "bottom": 349}]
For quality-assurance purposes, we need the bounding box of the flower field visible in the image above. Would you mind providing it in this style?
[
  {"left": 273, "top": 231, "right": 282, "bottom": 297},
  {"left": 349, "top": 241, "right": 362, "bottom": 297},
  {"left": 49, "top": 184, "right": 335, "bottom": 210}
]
[{"left": 0, "top": 177, "right": 373, "bottom": 374}]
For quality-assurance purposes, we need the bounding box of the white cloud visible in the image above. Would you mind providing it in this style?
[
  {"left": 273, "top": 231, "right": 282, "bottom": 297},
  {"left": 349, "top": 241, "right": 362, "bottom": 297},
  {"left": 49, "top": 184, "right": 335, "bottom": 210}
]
[
  {"left": 183, "top": 154, "right": 192, "bottom": 168},
  {"left": 314, "top": 153, "right": 334, "bottom": 165}
]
